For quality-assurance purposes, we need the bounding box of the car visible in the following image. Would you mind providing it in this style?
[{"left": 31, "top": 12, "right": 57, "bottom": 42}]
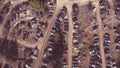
[
  {"left": 89, "top": 64, "right": 96, "bottom": 68},
  {"left": 63, "top": 64, "right": 68, "bottom": 68},
  {"left": 104, "top": 47, "right": 110, "bottom": 55},
  {"left": 89, "top": 46, "right": 96, "bottom": 54},
  {"left": 50, "top": 32, "right": 54, "bottom": 36},
  {"left": 103, "top": 41, "right": 110, "bottom": 47},
  {"left": 74, "top": 23, "right": 79, "bottom": 28},
  {"left": 62, "top": 58, "right": 68, "bottom": 65},
  {"left": 42, "top": 58, "right": 50, "bottom": 65},
  {"left": 72, "top": 56, "right": 78, "bottom": 63},
  {"left": 41, "top": 65, "right": 47, "bottom": 68},
  {"left": 103, "top": 33, "right": 111, "bottom": 47},
  {"left": 115, "top": 45, "right": 120, "bottom": 51},
  {"left": 72, "top": 17, "right": 78, "bottom": 22},
  {"left": 93, "top": 34, "right": 99, "bottom": 43},
  {"left": 47, "top": 45, "right": 53, "bottom": 52},
  {"left": 64, "top": 19, "right": 69, "bottom": 24},
  {"left": 73, "top": 42, "right": 79, "bottom": 48},
  {"left": 31, "top": 48, "right": 38, "bottom": 59},
  {"left": 25, "top": 64, "right": 31, "bottom": 68},
  {"left": 51, "top": 29, "right": 56, "bottom": 33},
  {"left": 92, "top": 22, "right": 98, "bottom": 31},
  {"left": 72, "top": 4, "right": 79, "bottom": 12},
  {"left": 104, "top": 33, "right": 110, "bottom": 40},
  {"left": 92, "top": 54, "right": 101, "bottom": 60},
  {"left": 64, "top": 25, "right": 69, "bottom": 32},
  {"left": 112, "top": 64, "right": 117, "bottom": 68},
  {"left": 115, "top": 36, "right": 120, "bottom": 44}
]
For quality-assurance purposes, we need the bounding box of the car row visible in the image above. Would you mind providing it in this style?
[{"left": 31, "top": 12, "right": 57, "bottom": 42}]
[
  {"left": 99, "top": 0, "right": 110, "bottom": 15},
  {"left": 89, "top": 34, "right": 102, "bottom": 68},
  {"left": 103, "top": 33, "right": 111, "bottom": 56},
  {"left": 47, "top": 1, "right": 56, "bottom": 19},
  {"left": 103, "top": 32, "right": 117, "bottom": 67},
  {"left": 72, "top": 4, "right": 79, "bottom": 49},
  {"left": 99, "top": 0, "right": 111, "bottom": 28},
  {"left": 106, "top": 57, "right": 117, "bottom": 68},
  {"left": 72, "top": 4, "right": 80, "bottom": 68},
  {"left": 114, "top": 23, "right": 120, "bottom": 52},
  {"left": 0, "top": 1, "right": 10, "bottom": 15},
  {"left": 0, "top": 1, "right": 10, "bottom": 23},
  {"left": 24, "top": 47, "right": 39, "bottom": 68},
  {"left": 72, "top": 56, "right": 79, "bottom": 68},
  {"left": 62, "top": 18, "right": 69, "bottom": 68},
  {"left": 114, "top": 0, "right": 120, "bottom": 15}
]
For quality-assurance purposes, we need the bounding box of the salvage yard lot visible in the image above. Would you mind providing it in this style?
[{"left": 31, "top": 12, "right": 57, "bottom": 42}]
[{"left": 0, "top": 0, "right": 120, "bottom": 68}]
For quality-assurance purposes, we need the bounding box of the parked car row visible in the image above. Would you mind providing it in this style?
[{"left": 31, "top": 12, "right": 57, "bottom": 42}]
[
  {"left": 47, "top": 1, "right": 56, "bottom": 19},
  {"left": 24, "top": 47, "right": 39, "bottom": 59},
  {"left": 0, "top": 1, "right": 10, "bottom": 23},
  {"left": 72, "top": 56, "right": 79, "bottom": 68},
  {"left": 106, "top": 57, "right": 117, "bottom": 68},
  {"left": 24, "top": 47, "right": 38, "bottom": 68},
  {"left": 103, "top": 33, "right": 111, "bottom": 56},
  {"left": 62, "top": 47, "right": 68, "bottom": 68},
  {"left": 114, "top": 23, "right": 120, "bottom": 35},
  {"left": 103, "top": 32, "right": 118, "bottom": 67},
  {"left": 114, "top": 23, "right": 120, "bottom": 52},
  {"left": 63, "top": 18, "right": 69, "bottom": 33},
  {"left": 103, "top": 32, "right": 117, "bottom": 67},
  {"left": 0, "top": 1, "right": 10, "bottom": 14},
  {"left": 72, "top": 3, "right": 96, "bottom": 68},
  {"left": 99, "top": 0, "right": 110, "bottom": 15},
  {"left": 114, "top": 0, "right": 120, "bottom": 15},
  {"left": 89, "top": 34, "right": 102, "bottom": 68},
  {"left": 72, "top": 3, "right": 97, "bottom": 68},
  {"left": 12, "top": 1, "right": 30, "bottom": 23},
  {"left": 72, "top": 4, "right": 79, "bottom": 49},
  {"left": 99, "top": 0, "right": 111, "bottom": 28},
  {"left": 62, "top": 18, "right": 69, "bottom": 68}
]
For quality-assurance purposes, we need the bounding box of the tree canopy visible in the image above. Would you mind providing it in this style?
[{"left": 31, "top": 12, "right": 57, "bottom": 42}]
[{"left": 29, "top": 0, "right": 47, "bottom": 12}]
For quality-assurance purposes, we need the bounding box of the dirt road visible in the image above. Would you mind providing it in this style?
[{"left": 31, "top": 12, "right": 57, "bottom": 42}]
[
  {"left": 94, "top": 1, "right": 106, "bottom": 68},
  {"left": 108, "top": 0, "right": 115, "bottom": 28},
  {"left": 66, "top": 4, "right": 73, "bottom": 68}
]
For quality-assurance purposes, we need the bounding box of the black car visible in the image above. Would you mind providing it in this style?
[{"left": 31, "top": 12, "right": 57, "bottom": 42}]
[
  {"left": 104, "top": 47, "right": 110, "bottom": 55},
  {"left": 115, "top": 36, "right": 120, "bottom": 44},
  {"left": 104, "top": 33, "right": 110, "bottom": 40}
]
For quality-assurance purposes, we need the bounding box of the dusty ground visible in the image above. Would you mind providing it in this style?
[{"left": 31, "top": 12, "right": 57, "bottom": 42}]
[{"left": 0, "top": 0, "right": 119, "bottom": 68}]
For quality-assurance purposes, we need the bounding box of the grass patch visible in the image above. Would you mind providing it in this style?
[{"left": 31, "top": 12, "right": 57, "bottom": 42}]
[{"left": 29, "top": 0, "right": 47, "bottom": 12}]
